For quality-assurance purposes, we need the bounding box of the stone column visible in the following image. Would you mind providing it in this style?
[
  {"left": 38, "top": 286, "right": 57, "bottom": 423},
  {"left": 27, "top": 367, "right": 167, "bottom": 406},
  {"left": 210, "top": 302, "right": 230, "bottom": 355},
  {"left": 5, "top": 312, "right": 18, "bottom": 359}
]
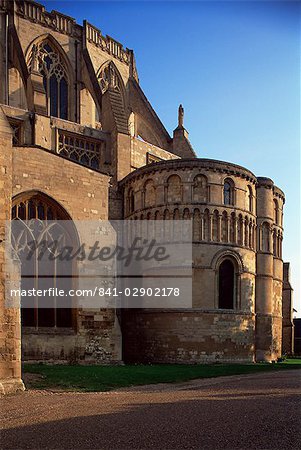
[
  {"left": 244, "top": 219, "right": 248, "bottom": 248},
  {"left": 234, "top": 216, "right": 238, "bottom": 245},
  {"left": 200, "top": 213, "right": 204, "bottom": 241},
  {"left": 227, "top": 216, "right": 231, "bottom": 243},
  {"left": 218, "top": 214, "right": 222, "bottom": 242},
  {"left": 209, "top": 213, "right": 213, "bottom": 242}
]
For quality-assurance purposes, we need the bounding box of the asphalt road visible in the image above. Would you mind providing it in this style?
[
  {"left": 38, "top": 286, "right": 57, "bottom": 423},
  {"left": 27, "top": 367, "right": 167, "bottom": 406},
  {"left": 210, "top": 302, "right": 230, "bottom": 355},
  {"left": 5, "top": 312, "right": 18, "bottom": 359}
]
[{"left": 1, "top": 370, "right": 300, "bottom": 449}]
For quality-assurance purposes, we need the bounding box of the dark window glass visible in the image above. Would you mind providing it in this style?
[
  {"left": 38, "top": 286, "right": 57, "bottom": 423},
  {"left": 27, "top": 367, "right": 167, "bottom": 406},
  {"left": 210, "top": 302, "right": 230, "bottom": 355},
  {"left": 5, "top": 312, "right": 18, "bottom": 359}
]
[
  {"left": 36, "top": 43, "right": 68, "bottom": 119},
  {"left": 218, "top": 259, "right": 235, "bottom": 309},
  {"left": 60, "top": 77, "right": 68, "bottom": 120},
  {"left": 224, "top": 182, "right": 232, "bottom": 205},
  {"left": 28, "top": 200, "right": 36, "bottom": 219},
  {"left": 12, "top": 195, "right": 75, "bottom": 329},
  {"left": 37, "top": 203, "right": 45, "bottom": 220},
  {"left": 50, "top": 74, "right": 58, "bottom": 117},
  {"left": 18, "top": 203, "right": 26, "bottom": 220}
]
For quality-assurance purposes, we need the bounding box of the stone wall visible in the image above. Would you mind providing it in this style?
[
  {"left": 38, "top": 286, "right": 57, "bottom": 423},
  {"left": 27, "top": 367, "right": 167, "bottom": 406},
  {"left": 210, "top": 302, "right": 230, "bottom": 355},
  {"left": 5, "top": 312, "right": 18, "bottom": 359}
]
[
  {"left": 123, "top": 310, "right": 255, "bottom": 364},
  {"left": 11, "top": 145, "right": 122, "bottom": 363},
  {"left": 120, "top": 159, "right": 260, "bottom": 363},
  {"left": 130, "top": 137, "right": 179, "bottom": 170}
]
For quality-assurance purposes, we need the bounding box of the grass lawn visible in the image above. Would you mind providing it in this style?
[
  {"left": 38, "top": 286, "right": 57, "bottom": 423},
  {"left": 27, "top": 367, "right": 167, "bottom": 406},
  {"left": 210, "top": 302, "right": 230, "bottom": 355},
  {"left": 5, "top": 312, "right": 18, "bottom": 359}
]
[{"left": 22, "top": 359, "right": 301, "bottom": 392}]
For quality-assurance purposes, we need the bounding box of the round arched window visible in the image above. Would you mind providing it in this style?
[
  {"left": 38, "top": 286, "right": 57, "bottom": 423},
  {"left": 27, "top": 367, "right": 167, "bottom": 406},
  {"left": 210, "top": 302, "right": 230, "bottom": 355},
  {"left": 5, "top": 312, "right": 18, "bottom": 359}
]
[{"left": 218, "top": 259, "right": 235, "bottom": 309}]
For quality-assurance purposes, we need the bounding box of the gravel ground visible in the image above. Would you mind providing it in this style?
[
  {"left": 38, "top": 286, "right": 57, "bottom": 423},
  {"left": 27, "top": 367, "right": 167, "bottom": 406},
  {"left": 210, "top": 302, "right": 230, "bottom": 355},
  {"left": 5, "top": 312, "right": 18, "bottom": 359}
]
[{"left": 1, "top": 370, "right": 300, "bottom": 449}]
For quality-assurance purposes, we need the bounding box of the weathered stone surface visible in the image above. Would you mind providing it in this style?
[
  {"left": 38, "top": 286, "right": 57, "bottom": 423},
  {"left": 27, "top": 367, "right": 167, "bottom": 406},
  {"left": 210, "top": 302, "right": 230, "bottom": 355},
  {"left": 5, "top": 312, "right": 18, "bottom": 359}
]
[{"left": 0, "top": 0, "right": 290, "bottom": 394}]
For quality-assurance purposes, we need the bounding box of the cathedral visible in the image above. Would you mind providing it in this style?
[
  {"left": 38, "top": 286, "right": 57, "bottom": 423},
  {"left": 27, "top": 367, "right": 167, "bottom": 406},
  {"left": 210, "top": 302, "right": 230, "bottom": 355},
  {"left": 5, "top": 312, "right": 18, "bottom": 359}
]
[{"left": 0, "top": 0, "right": 294, "bottom": 394}]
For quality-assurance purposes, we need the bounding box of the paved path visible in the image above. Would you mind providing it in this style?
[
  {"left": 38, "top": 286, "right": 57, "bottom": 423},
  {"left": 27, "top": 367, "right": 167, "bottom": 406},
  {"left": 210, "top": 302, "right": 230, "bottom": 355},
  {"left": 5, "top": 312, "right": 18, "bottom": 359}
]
[{"left": 1, "top": 370, "right": 300, "bottom": 449}]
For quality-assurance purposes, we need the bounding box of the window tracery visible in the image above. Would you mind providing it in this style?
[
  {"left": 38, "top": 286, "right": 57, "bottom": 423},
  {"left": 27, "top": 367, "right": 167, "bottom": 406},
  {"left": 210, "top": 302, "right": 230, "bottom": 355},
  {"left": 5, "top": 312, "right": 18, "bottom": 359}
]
[
  {"left": 98, "top": 61, "right": 122, "bottom": 94},
  {"left": 223, "top": 178, "right": 235, "bottom": 206},
  {"left": 31, "top": 41, "right": 69, "bottom": 119},
  {"left": 57, "top": 131, "right": 102, "bottom": 170},
  {"left": 11, "top": 193, "right": 75, "bottom": 329}
]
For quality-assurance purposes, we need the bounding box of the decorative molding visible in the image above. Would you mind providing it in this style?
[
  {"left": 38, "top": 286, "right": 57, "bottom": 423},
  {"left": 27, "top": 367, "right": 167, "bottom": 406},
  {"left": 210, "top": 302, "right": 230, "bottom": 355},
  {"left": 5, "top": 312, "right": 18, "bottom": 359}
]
[
  {"left": 85, "top": 21, "right": 130, "bottom": 65},
  {"left": 16, "top": 0, "right": 81, "bottom": 38}
]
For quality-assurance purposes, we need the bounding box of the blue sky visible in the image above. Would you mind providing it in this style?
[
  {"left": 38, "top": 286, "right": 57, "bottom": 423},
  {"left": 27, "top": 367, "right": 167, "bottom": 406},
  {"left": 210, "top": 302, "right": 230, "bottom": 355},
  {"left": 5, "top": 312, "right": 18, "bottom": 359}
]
[{"left": 45, "top": 0, "right": 300, "bottom": 314}]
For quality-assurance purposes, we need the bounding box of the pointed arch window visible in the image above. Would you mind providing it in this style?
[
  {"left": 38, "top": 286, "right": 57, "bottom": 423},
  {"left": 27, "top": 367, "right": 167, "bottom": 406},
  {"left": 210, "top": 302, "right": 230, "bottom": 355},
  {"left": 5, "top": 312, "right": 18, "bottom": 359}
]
[
  {"left": 34, "top": 42, "right": 69, "bottom": 119},
  {"left": 11, "top": 193, "right": 76, "bottom": 329},
  {"left": 97, "top": 61, "right": 123, "bottom": 94}
]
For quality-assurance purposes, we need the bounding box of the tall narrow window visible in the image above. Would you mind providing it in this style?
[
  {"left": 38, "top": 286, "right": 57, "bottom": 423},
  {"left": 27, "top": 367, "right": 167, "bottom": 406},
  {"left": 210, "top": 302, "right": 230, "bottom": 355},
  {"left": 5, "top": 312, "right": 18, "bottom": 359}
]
[
  {"left": 11, "top": 193, "right": 75, "bottom": 329},
  {"left": 223, "top": 178, "right": 234, "bottom": 206},
  {"left": 248, "top": 186, "right": 253, "bottom": 213},
  {"left": 35, "top": 42, "right": 69, "bottom": 119},
  {"left": 218, "top": 259, "right": 235, "bottom": 309},
  {"left": 274, "top": 199, "right": 279, "bottom": 225}
]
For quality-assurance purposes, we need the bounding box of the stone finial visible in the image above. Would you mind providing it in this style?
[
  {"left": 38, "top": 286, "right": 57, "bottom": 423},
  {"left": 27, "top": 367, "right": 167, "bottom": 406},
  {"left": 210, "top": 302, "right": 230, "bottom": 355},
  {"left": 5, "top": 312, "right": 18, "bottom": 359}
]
[{"left": 178, "top": 104, "right": 184, "bottom": 128}]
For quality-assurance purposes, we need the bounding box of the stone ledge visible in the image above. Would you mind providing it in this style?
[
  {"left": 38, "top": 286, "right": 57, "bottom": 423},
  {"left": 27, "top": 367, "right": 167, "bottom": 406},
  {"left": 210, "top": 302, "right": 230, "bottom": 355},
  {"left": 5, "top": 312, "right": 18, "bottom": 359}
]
[{"left": 120, "top": 158, "right": 257, "bottom": 185}]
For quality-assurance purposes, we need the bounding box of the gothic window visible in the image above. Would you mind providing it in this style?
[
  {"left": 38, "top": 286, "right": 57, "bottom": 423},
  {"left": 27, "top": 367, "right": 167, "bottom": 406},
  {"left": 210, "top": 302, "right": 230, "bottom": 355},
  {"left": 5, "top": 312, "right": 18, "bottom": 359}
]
[
  {"left": 11, "top": 193, "right": 75, "bottom": 329},
  {"left": 58, "top": 131, "right": 102, "bottom": 170},
  {"left": 218, "top": 259, "right": 235, "bottom": 309},
  {"left": 34, "top": 42, "right": 69, "bottom": 119},
  {"left": 248, "top": 186, "right": 253, "bottom": 213},
  {"left": 223, "top": 178, "right": 235, "bottom": 206},
  {"left": 193, "top": 175, "right": 208, "bottom": 203},
  {"left": 98, "top": 61, "right": 122, "bottom": 94}
]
